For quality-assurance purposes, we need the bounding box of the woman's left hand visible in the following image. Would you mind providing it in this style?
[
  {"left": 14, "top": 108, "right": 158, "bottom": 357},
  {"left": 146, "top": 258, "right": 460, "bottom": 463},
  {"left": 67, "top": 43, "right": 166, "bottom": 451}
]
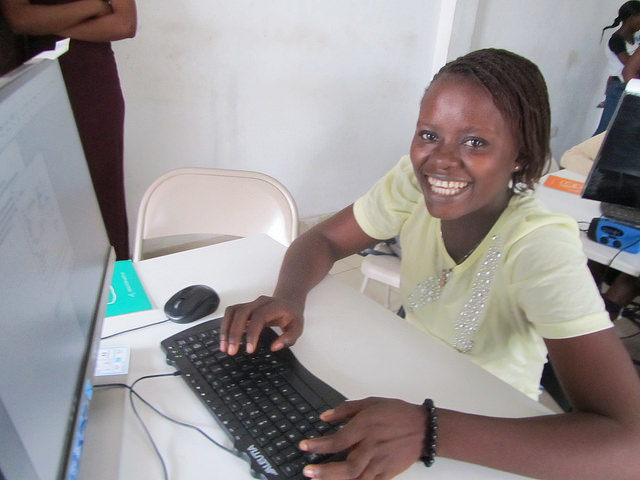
[{"left": 299, "top": 397, "right": 426, "bottom": 480}]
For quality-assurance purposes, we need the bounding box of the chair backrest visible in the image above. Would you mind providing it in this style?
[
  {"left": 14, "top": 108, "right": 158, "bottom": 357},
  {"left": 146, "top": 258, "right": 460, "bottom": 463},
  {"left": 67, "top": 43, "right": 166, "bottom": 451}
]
[{"left": 133, "top": 167, "right": 298, "bottom": 261}]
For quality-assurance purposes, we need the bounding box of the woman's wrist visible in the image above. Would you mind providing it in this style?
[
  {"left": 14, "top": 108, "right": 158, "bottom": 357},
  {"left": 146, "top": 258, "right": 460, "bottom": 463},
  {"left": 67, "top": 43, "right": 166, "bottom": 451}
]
[
  {"left": 273, "top": 283, "right": 309, "bottom": 308},
  {"left": 420, "top": 398, "right": 439, "bottom": 467}
]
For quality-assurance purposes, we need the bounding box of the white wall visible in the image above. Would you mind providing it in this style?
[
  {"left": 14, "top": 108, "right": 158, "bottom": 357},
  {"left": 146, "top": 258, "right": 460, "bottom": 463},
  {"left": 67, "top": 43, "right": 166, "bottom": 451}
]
[
  {"left": 450, "top": 0, "right": 621, "bottom": 162},
  {"left": 115, "top": 0, "right": 440, "bottom": 225},
  {"left": 114, "top": 0, "right": 623, "bottom": 234}
]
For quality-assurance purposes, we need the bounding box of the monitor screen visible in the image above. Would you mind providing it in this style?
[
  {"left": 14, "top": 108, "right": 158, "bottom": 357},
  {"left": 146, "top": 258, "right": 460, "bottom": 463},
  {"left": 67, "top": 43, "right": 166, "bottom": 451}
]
[
  {"left": 0, "top": 58, "right": 114, "bottom": 480},
  {"left": 581, "top": 79, "right": 640, "bottom": 209}
]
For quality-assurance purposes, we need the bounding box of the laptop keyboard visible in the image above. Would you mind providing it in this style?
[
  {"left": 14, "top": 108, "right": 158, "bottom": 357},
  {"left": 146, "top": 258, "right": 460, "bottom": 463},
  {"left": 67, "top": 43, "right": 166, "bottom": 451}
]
[
  {"left": 601, "top": 202, "right": 640, "bottom": 228},
  {"left": 161, "top": 318, "right": 346, "bottom": 479}
]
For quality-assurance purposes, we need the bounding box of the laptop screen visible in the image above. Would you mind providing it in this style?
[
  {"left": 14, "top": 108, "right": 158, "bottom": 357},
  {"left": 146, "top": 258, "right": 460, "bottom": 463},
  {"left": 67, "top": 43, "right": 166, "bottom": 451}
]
[{"left": 582, "top": 79, "right": 640, "bottom": 210}]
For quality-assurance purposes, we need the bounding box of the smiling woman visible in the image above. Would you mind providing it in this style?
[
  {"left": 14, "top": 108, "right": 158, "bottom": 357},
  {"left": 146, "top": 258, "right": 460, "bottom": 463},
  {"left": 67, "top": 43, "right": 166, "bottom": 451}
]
[
  {"left": 218, "top": 48, "right": 640, "bottom": 480},
  {"left": 426, "top": 178, "right": 470, "bottom": 196},
  {"left": 410, "top": 76, "right": 520, "bottom": 247}
]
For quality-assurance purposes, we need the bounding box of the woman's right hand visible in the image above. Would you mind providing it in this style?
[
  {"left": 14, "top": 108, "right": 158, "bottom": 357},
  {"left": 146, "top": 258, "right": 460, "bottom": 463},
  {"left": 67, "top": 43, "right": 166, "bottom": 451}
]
[
  {"left": 218, "top": 206, "right": 374, "bottom": 357},
  {"left": 219, "top": 295, "right": 304, "bottom": 355}
]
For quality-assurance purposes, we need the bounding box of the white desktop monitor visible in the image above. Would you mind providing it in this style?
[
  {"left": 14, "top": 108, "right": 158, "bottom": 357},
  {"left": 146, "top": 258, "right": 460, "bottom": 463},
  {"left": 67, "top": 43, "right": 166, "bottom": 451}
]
[{"left": 0, "top": 58, "right": 114, "bottom": 479}]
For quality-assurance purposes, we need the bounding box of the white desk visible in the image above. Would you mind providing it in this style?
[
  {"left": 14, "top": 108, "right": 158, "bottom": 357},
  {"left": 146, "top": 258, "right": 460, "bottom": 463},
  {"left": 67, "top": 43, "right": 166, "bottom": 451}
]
[
  {"left": 83, "top": 235, "right": 551, "bottom": 480},
  {"left": 536, "top": 169, "right": 640, "bottom": 277}
]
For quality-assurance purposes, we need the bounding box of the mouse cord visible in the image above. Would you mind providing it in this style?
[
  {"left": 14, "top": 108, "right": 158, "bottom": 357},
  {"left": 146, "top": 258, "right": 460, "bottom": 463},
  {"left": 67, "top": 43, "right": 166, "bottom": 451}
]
[
  {"left": 128, "top": 373, "right": 235, "bottom": 455},
  {"left": 100, "top": 319, "right": 171, "bottom": 340},
  {"left": 97, "top": 373, "right": 177, "bottom": 480},
  {"left": 96, "top": 372, "right": 235, "bottom": 480}
]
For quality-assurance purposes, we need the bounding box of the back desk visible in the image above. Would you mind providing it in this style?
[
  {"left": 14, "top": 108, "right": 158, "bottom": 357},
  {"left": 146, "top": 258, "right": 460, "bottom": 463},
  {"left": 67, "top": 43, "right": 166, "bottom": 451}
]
[
  {"left": 88, "top": 234, "right": 551, "bottom": 479},
  {"left": 536, "top": 169, "right": 640, "bottom": 277}
]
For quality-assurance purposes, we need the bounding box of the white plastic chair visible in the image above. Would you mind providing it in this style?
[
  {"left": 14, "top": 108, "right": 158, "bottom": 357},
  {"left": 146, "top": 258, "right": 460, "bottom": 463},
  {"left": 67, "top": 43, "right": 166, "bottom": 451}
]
[
  {"left": 359, "top": 253, "right": 401, "bottom": 309},
  {"left": 133, "top": 168, "right": 298, "bottom": 261}
]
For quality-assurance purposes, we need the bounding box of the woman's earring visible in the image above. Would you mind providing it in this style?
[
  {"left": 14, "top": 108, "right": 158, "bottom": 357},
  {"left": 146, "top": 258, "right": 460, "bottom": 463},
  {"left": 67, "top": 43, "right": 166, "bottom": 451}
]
[{"left": 513, "top": 164, "right": 521, "bottom": 172}]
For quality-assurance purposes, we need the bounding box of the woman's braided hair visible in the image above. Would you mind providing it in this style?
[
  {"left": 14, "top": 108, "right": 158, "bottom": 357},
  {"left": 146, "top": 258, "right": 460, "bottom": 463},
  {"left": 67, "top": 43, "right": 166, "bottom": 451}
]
[
  {"left": 601, "top": 1, "right": 640, "bottom": 41},
  {"left": 430, "top": 48, "right": 551, "bottom": 191}
]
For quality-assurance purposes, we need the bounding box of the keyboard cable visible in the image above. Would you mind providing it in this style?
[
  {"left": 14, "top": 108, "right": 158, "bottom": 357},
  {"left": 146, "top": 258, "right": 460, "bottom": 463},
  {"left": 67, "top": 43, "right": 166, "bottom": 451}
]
[
  {"left": 96, "top": 372, "right": 236, "bottom": 480},
  {"left": 100, "top": 319, "right": 171, "bottom": 340}
]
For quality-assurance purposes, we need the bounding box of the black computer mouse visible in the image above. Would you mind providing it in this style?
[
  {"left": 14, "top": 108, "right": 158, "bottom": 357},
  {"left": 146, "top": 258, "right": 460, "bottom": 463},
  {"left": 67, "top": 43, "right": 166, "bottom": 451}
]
[{"left": 164, "top": 284, "right": 220, "bottom": 324}]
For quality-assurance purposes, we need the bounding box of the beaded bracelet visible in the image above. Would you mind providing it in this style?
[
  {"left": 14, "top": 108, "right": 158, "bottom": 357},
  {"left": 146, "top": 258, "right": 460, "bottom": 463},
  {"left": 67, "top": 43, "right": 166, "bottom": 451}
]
[{"left": 420, "top": 398, "right": 438, "bottom": 467}]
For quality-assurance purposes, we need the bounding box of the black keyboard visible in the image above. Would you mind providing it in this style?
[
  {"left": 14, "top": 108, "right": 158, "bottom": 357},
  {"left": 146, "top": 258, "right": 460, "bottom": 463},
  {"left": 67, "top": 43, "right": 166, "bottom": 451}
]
[{"left": 161, "top": 318, "right": 346, "bottom": 479}]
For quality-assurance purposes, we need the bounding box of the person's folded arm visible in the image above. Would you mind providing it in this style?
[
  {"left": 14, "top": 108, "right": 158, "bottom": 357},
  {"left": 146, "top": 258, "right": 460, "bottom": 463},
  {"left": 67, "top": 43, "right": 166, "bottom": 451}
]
[
  {"left": 622, "top": 48, "right": 640, "bottom": 83},
  {"left": 0, "top": 0, "right": 110, "bottom": 36},
  {"left": 57, "top": 0, "right": 136, "bottom": 42}
]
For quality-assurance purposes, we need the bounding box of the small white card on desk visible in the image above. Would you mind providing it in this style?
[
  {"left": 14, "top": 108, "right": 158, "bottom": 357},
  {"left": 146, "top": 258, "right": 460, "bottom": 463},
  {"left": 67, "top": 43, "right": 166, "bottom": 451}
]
[{"left": 95, "top": 346, "right": 130, "bottom": 377}]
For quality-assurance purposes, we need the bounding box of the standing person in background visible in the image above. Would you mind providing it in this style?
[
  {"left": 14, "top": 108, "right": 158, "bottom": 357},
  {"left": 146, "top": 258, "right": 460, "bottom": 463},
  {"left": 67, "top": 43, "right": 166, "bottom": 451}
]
[
  {"left": 0, "top": 8, "right": 24, "bottom": 75},
  {"left": 622, "top": 42, "right": 640, "bottom": 80},
  {"left": 0, "top": 0, "right": 137, "bottom": 260},
  {"left": 593, "top": 0, "right": 640, "bottom": 136}
]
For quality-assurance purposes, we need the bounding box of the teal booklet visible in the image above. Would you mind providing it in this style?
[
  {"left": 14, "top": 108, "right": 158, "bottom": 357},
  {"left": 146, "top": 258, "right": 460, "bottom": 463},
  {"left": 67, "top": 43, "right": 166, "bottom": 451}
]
[{"left": 105, "top": 260, "right": 152, "bottom": 317}]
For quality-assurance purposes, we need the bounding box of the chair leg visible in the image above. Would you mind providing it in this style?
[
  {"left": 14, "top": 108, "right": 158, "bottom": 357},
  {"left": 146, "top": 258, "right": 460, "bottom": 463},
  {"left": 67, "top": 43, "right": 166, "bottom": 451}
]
[
  {"left": 360, "top": 277, "right": 369, "bottom": 294},
  {"left": 362, "top": 277, "right": 393, "bottom": 309},
  {"left": 362, "top": 276, "right": 394, "bottom": 310}
]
